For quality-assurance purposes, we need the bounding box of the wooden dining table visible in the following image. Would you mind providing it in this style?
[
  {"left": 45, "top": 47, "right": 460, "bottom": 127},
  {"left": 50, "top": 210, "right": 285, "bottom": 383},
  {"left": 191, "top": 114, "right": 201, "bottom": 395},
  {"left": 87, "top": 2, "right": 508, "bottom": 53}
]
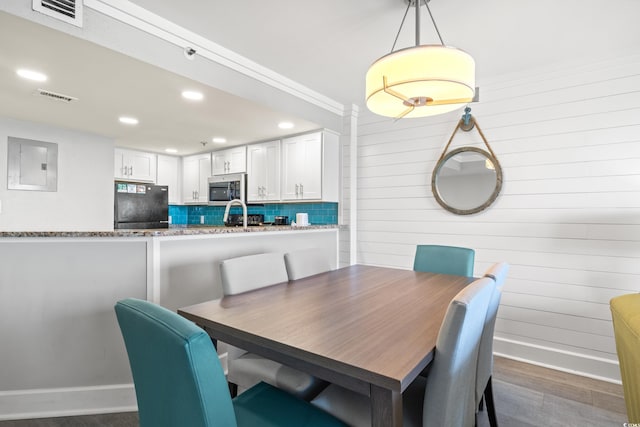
[{"left": 178, "top": 264, "right": 475, "bottom": 427}]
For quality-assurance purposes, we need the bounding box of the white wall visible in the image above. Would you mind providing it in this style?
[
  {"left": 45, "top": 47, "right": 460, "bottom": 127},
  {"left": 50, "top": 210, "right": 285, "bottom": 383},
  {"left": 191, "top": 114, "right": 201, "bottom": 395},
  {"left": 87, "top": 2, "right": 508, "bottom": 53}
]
[
  {"left": 0, "top": 117, "right": 114, "bottom": 231},
  {"left": 0, "top": 238, "right": 147, "bottom": 420},
  {"left": 355, "top": 52, "right": 640, "bottom": 382}
]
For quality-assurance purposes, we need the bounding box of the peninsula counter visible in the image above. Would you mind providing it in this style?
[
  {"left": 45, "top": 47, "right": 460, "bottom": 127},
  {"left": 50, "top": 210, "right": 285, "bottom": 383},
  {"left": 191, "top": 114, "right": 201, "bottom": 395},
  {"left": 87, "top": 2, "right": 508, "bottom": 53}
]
[{"left": 0, "top": 226, "right": 339, "bottom": 420}]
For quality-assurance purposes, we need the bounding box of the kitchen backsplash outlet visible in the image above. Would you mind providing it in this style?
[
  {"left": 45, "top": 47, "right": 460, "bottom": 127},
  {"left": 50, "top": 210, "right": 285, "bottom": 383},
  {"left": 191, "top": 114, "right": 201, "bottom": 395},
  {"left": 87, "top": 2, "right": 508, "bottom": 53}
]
[{"left": 168, "top": 203, "right": 338, "bottom": 226}]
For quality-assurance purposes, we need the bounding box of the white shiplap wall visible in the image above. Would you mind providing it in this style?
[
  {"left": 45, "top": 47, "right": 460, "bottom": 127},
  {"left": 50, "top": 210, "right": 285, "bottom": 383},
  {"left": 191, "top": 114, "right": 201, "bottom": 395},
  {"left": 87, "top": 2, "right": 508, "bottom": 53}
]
[{"left": 355, "top": 52, "right": 640, "bottom": 382}]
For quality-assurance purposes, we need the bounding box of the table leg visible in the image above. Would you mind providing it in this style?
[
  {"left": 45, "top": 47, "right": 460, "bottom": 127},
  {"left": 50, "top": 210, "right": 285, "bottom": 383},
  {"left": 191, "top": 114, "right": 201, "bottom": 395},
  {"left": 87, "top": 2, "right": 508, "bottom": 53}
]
[{"left": 370, "top": 385, "right": 402, "bottom": 427}]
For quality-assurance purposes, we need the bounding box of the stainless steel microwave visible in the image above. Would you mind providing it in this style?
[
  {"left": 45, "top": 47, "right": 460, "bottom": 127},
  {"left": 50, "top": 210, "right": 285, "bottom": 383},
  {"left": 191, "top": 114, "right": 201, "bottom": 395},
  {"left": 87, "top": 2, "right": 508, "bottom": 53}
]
[{"left": 208, "top": 173, "right": 246, "bottom": 206}]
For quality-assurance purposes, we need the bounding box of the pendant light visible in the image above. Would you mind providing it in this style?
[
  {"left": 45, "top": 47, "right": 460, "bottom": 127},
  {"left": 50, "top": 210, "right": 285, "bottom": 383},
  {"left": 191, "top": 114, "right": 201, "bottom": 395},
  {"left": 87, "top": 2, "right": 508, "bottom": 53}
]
[{"left": 366, "top": 0, "right": 476, "bottom": 119}]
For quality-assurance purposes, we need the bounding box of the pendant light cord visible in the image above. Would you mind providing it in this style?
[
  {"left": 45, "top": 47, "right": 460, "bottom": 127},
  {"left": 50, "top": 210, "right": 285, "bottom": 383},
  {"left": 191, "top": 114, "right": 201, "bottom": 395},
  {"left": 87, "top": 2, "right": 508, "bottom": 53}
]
[
  {"left": 390, "top": 0, "right": 445, "bottom": 53},
  {"left": 423, "top": 0, "right": 445, "bottom": 46},
  {"left": 390, "top": 2, "right": 412, "bottom": 53}
]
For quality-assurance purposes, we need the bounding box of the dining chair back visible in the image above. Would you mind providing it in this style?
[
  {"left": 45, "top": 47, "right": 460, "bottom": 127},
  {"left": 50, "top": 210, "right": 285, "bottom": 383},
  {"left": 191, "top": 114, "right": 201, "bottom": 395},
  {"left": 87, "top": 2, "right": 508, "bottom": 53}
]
[
  {"left": 413, "top": 244, "right": 475, "bottom": 276},
  {"left": 219, "top": 252, "right": 327, "bottom": 400},
  {"left": 115, "top": 298, "right": 236, "bottom": 426},
  {"left": 311, "top": 276, "right": 494, "bottom": 427},
  {"left": 483, "top": 261, "right": 509, "bottom": 287},
  {"left": 115, "top": 298, "right": 346, "bottom": 427},
  {"left": 475, "top": 262, "right": 509, "bottom": 427},
  {"left": 285, "top": 248, "right": 332, "bottom": 280},
  {"left": 422, "top": 276, "right": 494, "bottom": 427},
  {"left": 610, "top": 293, "right": 640, "bottom": 423},
  {"left": 220, "top": 252, "right": 289, "bottom": 295}
]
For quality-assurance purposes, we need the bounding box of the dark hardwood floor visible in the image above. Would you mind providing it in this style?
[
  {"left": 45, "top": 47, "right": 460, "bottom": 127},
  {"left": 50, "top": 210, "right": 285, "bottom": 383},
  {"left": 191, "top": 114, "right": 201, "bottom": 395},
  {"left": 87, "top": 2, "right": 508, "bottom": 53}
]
[{"left": 0, "top": 356, "right": 627, "bottom": 426}]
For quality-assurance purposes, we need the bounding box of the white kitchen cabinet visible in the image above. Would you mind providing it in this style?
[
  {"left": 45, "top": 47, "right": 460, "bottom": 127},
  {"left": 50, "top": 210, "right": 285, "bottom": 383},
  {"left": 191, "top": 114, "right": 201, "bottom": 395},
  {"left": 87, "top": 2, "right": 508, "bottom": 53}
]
[
  {"left": 281, "top": 131, "right": 339, "bottom": 202},
  {"left": 246, "top": 140, "right": 280, "bottom": 202},
  {"left": 182, "top": 153, "right": 211, "bottom": 204},
  {"left": 211, "top": 146, "right": 247, "bottom": 175},
  {"left": 156, "top": 154, "right": 181, "bottom": 204},
  {"left": 114, "top": 148, "right": 157, "bottom": 182}
]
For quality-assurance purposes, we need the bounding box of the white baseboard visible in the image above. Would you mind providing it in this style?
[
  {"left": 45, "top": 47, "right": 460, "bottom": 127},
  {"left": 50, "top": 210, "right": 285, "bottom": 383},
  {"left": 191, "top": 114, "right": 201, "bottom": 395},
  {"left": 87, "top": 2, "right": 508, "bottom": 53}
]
[
  {"left": 494, "top": 336, "right": 622, "bottom": 384},
  {"left": 0, "top": 384, "right": 137, "bottom": 421}
]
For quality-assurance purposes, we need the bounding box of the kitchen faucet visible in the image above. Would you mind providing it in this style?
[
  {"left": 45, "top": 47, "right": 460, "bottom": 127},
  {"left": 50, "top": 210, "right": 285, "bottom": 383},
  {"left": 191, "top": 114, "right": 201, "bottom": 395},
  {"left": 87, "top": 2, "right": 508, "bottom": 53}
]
[{"left": 223, "top": 199, "right": 247, "bottom": 229}]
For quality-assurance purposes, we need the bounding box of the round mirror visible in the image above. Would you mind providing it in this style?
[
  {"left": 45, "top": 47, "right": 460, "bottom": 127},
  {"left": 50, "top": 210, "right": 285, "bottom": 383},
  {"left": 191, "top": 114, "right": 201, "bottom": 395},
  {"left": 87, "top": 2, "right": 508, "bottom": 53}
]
[{"left": 431, "top": 147, "right": 502, "bottom": 215}]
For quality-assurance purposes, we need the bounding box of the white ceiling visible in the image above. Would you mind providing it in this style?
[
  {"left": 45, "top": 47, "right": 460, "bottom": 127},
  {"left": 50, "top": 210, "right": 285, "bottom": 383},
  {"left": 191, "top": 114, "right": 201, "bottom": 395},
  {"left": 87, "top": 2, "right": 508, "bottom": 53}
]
[
  {"left": 129, "top": 0, "right": 640, "bottom": 105},
  {"left": 2, "top": 1, "right": 640, "bottom": 155}
]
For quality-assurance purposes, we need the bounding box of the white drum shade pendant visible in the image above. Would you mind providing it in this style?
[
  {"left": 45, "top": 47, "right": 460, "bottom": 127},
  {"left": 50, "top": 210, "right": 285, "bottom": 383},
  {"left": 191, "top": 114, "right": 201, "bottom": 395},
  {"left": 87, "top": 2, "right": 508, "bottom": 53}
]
[{"left": 366, "top": 0, "right": 476, "bottom": 119}]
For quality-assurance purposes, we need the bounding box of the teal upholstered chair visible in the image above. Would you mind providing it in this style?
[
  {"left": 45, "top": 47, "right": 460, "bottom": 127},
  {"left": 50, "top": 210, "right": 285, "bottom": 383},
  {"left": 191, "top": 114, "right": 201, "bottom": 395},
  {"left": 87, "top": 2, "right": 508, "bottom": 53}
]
[
  {"left": 115, "top": 298, "right": 345, "bottom": 427},
  {"left": 476, "top": 262, "right": 510, "bottom": 427},
  {"left": 413, "top": 244, "right": 475, "bottom": 276},
  {"left": 311, "top": 277, "right": 495, "bottom": 427},
  {"left": 219, "top": 252, "right": 327, "bottom": 400}
]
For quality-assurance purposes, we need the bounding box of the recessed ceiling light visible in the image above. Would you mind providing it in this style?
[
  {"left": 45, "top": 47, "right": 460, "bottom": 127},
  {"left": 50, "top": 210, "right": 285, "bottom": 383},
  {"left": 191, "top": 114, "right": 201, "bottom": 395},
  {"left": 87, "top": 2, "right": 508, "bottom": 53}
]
[
  {"left": 16, "top": 68, "right": 47, "bottom": 82},
  {"left": 119, "top": 116, "right": 139, "bottom": 125},
  {"left": 181, "top": 90, "right": 204, "bottom": 101},
  {"left": 278, "top": 121, "right": 294, "bottom": 129},
  {"left": 165, "top": 148, "right": 178, "bottom": 154},
  {"left": 212, "top": 137, "right": 227, "bottom": 143}
]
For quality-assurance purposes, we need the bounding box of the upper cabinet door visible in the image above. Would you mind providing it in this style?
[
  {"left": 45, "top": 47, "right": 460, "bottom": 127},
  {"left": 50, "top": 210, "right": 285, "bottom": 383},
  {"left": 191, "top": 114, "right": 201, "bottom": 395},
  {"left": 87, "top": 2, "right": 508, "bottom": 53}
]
[
  {"left": 247, "top": 140, "right": 280, "bottom": 202},
  {"left": 282, "top": 132, "right": 322, "bottom": 200},
  {"left": 212, "top": 146, "right": 247, "bottom": 175},
  {"left": 114, "top": 148, "right": 157, "bottom": 182},
  {"left": 156, "top": 154, "right": 181, "bottom": 204},
  {"left": 182, "top": 152, "right": 211, "bottom": 204}
]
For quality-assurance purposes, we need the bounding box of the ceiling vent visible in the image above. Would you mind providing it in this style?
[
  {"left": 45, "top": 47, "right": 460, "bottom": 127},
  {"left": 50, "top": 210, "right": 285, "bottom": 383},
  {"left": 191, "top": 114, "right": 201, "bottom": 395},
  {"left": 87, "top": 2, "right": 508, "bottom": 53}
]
[
  {"left": 32, "top": 0, "right": 83, "bottom": 27},
  {"left": 34, "top": 88, "right": 78, "bottom": 103}
]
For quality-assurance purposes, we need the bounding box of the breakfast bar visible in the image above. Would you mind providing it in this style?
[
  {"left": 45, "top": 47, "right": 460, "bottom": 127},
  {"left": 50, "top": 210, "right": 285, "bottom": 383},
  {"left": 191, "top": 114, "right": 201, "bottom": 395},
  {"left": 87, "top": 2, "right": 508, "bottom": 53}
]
[{"left": 0, "top": 226, "right": 339, "bottom": 419}]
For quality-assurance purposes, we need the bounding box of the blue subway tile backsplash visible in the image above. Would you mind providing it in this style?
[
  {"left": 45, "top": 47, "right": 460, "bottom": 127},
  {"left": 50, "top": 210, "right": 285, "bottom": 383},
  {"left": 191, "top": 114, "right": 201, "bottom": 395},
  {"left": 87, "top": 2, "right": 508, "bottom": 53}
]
[{"left": 168, "top": 203, "right": 338, "bottom": 226}]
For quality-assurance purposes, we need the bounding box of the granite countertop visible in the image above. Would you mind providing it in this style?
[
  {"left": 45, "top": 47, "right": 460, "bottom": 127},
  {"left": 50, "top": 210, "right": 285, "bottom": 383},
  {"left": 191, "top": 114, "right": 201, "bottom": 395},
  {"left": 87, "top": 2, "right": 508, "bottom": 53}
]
[{"left": 0, "top": 224, "right": 339, "bottom": 238}]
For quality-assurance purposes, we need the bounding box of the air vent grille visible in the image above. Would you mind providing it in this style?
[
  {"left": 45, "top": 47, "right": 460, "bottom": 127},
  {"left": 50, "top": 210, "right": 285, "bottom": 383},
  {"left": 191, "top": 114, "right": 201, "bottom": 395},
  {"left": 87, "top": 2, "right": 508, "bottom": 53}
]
[
  {"left": 34, "top": 88, "right": 78, "bottom": 103},
  {"left": 32, "top": 0, "right": 83, "bottom": 27}
]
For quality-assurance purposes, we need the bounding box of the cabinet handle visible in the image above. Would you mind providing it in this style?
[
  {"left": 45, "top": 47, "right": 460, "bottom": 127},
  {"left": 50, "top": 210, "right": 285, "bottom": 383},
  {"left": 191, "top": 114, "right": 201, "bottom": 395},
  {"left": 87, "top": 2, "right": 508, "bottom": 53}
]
[
  {"left": 300, "top": 183, "right": 304, "bottom": 196},
  {"left": 295, "top": 184, "right": 299, "bottom": 196},
  {"left": 129, "top": 166, "right": 133, "bottom": 176}
]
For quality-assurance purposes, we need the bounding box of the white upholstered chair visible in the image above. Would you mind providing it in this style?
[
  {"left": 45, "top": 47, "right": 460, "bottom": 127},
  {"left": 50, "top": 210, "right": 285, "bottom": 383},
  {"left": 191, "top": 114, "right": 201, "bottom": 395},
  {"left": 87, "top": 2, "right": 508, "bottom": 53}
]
[
  {"left": 476, "top": 261, "right": 510, "bottom": 427},
  {"left": 311, "top": 277, "right": 495, "bottom": 427},
  {"left": 284, "top": 248, "right": 332, "bottom": 280},
  {"left": 219, "top": 252, "right": 327, "bottom": 400},
  {"left": 220, "top": 252, "right": 289, "bottom": 295}
]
